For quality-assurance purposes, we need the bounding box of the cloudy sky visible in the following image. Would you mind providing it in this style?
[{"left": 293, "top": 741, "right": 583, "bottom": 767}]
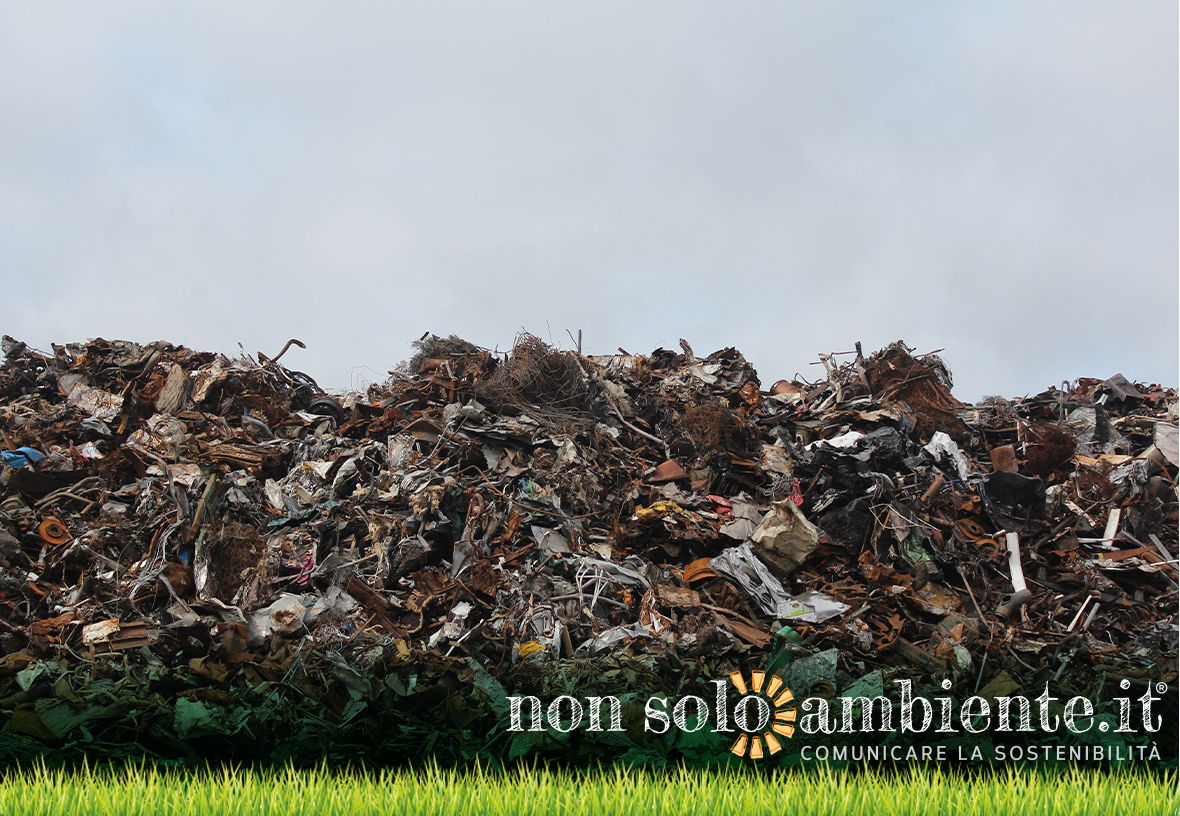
[{"left": 1, "top": 1, "right": 1176, "bottom": 401}]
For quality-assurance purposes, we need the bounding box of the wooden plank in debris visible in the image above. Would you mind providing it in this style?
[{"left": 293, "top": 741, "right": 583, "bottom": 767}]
[
  {"left": 718, "top": 616, "right": 772, "bottom": 648},
  {"left": 208, "top": 443, "right": 268, "bottom": 467},
  {"left": 29, "top": 612, "right": 77, "bottom": 638},
  {"left": 109, "top": 621, "right": 150, "bottom": 650},
  {"left": 156, "top": 363, "right": 189, "bottom": 415},
  {"left": 82, "top": 618, "right": 120, "bottom": 645},
  {"left": 344, "top": 575, "right": 398, "bottom": 633},
  {"left": 657, "top": 585, "right": 701, "bottom": 608},
  {"left": 82, "top": 619, "right": 151, "bottom": 652}
]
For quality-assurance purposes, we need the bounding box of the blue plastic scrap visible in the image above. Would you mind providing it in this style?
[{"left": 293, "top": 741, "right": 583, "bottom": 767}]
[{"left": 1, "top": 447, "right": 46, "bottom": 469}]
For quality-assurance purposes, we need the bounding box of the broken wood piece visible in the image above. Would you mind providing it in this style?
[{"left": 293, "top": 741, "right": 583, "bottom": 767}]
[
  {"left": 344, "top": 576, "right": 398, "bottom": 633},
  {"left": 82, "top": 619, "right": 150, "bottom": 652}
]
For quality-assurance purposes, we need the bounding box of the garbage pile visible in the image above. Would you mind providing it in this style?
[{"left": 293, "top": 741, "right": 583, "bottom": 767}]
[{"left": 0, "top": 333, "right": 1174, "bottom": 765}]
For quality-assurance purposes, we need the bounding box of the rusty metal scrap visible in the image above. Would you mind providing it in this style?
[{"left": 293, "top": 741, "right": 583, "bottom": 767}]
[{"left": 0, "top": 331, "right": 1174, "bottom": 761}]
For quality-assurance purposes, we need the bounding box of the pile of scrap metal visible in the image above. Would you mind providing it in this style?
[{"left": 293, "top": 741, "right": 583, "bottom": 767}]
[{"left": 0, "top": 332, "right": 1174, "bottom": 765}]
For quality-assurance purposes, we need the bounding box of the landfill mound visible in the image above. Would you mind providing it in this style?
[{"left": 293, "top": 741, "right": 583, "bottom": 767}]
[{"left": 0, "top": 333, "right": 1175, "bottom": 766}]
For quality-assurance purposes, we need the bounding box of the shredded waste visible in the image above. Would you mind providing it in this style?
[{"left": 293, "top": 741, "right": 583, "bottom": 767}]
[{"left": 0, "top": 333, "right": 1174, "bottom": 764}]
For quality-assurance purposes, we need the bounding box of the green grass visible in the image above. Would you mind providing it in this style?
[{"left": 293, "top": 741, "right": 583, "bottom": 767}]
[{"left": 0, "top": 763, "right": 1173, "bottom": 816}]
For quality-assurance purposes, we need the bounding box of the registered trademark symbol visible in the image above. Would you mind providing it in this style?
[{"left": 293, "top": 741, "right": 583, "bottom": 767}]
[
  {"left": 1156, "top": 683, "right": 1168, "bottom": 695},
  {"left": 1099, "top": 721, "right": 1109, "bottom": 732}
]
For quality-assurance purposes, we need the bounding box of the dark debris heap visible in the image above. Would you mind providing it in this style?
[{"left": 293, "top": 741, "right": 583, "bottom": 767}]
[{"left": 0, "top": 333, "right": 1174, "bottom": 765}]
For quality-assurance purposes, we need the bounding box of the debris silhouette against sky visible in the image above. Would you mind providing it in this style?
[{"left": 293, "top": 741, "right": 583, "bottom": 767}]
[{"left": 1, "top": 1, "right": 1176, "bottom": 400}]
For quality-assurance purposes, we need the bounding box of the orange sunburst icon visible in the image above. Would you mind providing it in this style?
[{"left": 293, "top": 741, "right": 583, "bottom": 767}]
[{"left": 727, "top": 670, "right": 796, "bottom": 760}]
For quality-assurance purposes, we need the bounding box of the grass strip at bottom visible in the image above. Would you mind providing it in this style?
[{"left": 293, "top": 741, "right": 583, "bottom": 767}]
[{"left": 0, "top": 763, "right": 1174, "bottom": 816}]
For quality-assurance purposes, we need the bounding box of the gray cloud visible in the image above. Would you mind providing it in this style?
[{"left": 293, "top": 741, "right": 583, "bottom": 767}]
[{"left": 1, "top": 1, "right": 1175, "bottom": 400}]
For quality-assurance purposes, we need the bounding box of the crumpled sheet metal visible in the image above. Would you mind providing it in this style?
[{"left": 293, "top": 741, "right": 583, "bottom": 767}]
[
  {"left": 62, "top": 381, "right": 122, "bottom": 423},
  {"left": 577, "top": 622, "right": 652, "bottom": 656},
  {"left": 710, "top": 543, "right": 795, "bottom": 618},
  {"left": 1155, "top": 421, "right": 1179, "bottom": 467},
  {"left": 709, "top": 545, "right": 849, "bottom": 623}
]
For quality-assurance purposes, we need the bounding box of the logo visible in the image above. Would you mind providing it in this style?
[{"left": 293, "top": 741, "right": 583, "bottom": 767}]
[
  {"left": 505, "top": 674, "right": 1166, "bottom": 764},
  {"left": 726, "top": 670, "right": 796, "bottom": 759}
]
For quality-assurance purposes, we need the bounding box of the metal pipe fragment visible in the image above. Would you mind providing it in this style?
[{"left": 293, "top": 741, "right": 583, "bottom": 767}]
[
  {"left": 995, "top": 531, "right": 1035, "bottom": 618},
  {"left": 920, "top": 473, "right": 945, "bottom": 503},
  {"left": 1005, "top": 532, "right": 1026, "bottom": 593}
]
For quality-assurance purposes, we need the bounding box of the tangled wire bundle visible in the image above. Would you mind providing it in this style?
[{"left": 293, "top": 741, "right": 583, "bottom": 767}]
[{"left": 482, "top": 333, "right": 600, "bottom": 422}]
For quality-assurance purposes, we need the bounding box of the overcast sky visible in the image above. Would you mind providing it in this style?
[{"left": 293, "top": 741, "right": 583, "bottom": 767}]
[{"left": 1, "top": 1, "right": 1176, "bottom": 402}]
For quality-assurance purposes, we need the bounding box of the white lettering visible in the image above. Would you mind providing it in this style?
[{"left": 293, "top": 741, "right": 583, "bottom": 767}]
[
  {"left": 840, "top": 696, "right": 894, "bottom": 733},
  {"left": 1036, "top": 684, "right": 1060, "bottom": 732},
  {"left": 586, "top": 696, "right": 623, "bottom": 732},
  {"left": 713, "top": 680, "right": 733, "bottom": 732},
  {"left": 960, "top": 696, "right": 990, "bottom": 734},
  {"left": 937, "top": 680, "right": 956, "bottom": 733},
  {"left": 673, "top": 695, "right": 708, "bottom": 733},
  {"left": 508, "top": 696, "right": 545, "bottom": 732},
  {"left": 1138, "top": 686, "right": 1162, "bottom": 732},
  {"left": 799, "top": 698, "right": 834, "bottom": 734},
  {"left": 548, "top": 696, "right": 583, "bottom": 733},
  {"left": 897, "top": 679, "right": 932, "bottom": 733},
  {"left": 1063, "top": 697, "right": 1093, "bottom": 734},
  {"left": 995, "top": 695, "right": 1033, "bottom": 732},
  {"left": 734, "top": 694, "right": 771, "bottom": 732},
  {"left": 645, "top": 696, "right": 670, "bottom": 734}
]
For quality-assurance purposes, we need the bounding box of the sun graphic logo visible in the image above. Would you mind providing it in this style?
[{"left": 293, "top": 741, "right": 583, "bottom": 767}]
[{"left": 726, "top": 670, "right": 796, "bottom": 760}]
